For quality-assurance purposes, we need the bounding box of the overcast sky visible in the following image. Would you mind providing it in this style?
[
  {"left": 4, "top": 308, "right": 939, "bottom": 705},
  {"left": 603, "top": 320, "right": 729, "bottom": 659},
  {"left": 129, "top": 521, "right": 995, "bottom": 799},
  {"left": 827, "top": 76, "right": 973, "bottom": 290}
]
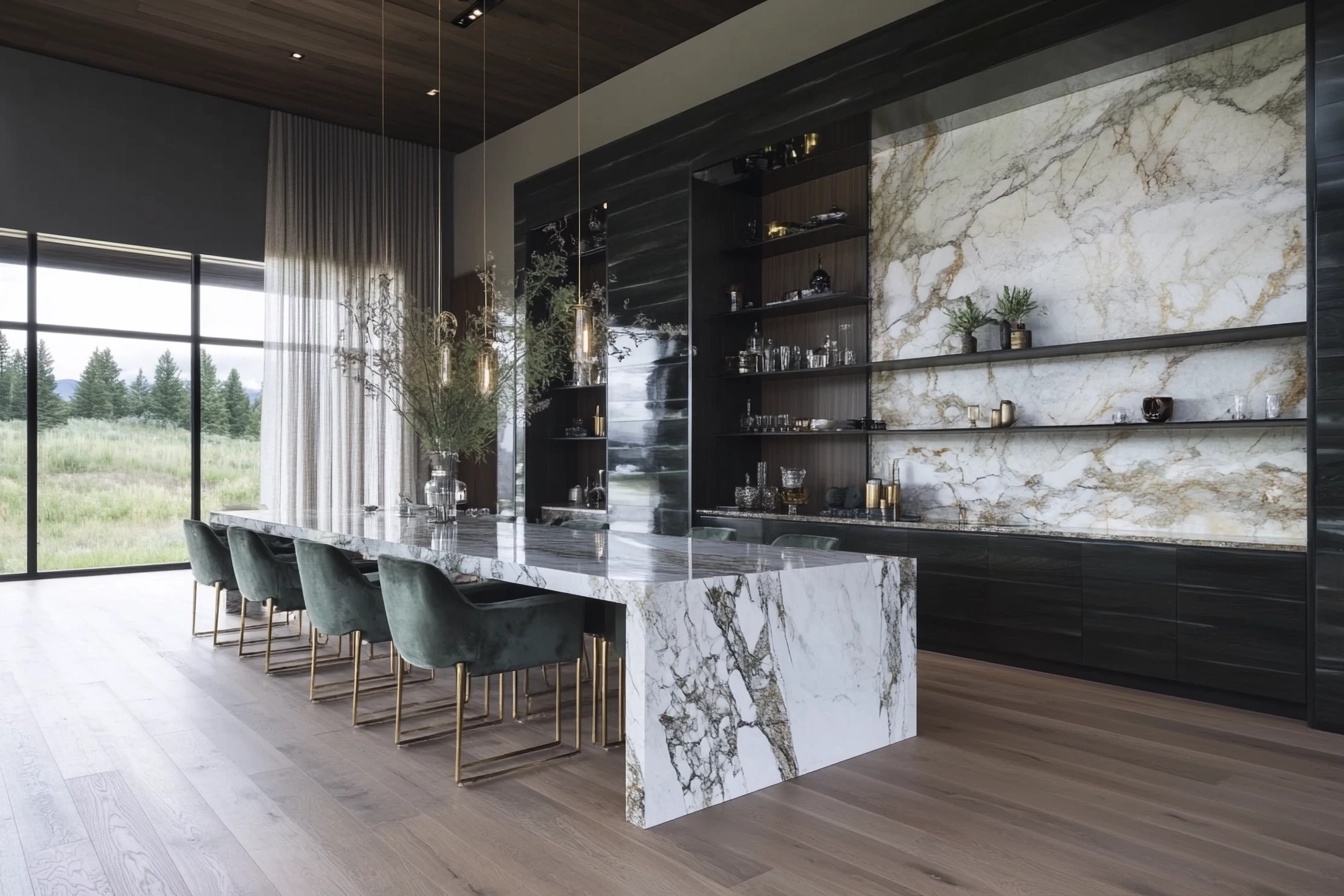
[{"left": 0, "top": 262, "right": 263, "bottom": 390}]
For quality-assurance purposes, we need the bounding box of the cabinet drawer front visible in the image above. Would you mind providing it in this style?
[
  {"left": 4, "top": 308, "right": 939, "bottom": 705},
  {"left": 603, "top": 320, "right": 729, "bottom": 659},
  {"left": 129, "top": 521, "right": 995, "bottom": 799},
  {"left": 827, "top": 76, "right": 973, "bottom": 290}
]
[
  {"left": 1177, "top": 549, "right": 1307, "bottom": 600},
  {"left": 1082, "top": 580, "right": 1176, "bottom": 622},
  {"left": 988, "top": 537, "right": 1081, "bottom": 584},
  {"left": 1082, "top": 542, "right": 1178, "bottom": 584},
  {"left": 908, "top": 531, "right": 988, "bottom": 571},
  {"left": 1177, "top": 587, "right": 1306, "bottom": 701},
  {"left": 1083, "top": 611, "right": 1177, "bottom": 680}
]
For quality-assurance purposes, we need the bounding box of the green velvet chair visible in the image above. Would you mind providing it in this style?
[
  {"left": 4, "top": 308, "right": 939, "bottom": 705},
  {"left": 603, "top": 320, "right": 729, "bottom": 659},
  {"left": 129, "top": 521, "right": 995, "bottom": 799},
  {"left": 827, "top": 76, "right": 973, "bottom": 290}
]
[
  {"left": 293, "top": 539, "right": 511, "bottom": 726},
  {"left": 377, "top": 554, "right": 586, "bottom": 783},
  {"left": 183, "top": 519, "right": 245, "bottom": 644},
  {"left": 227, "top": 526, "right": 324, "bottom": 674},
  {"left": 686, "top": 526, "right": 737, "bottom": 541},
  {"left": 771, "top": 533, "right": 841, "bottom": 551},
  {"left": 560, "top": 519, "right": 609, "bottom": 531}
]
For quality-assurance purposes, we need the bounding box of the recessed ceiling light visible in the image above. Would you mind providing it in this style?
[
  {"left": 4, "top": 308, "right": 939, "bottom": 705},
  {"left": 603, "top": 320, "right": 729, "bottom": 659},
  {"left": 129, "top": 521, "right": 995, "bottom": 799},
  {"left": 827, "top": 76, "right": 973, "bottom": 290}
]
[
  {"left": 290, "top": 52, "right": 304, "bottom": 60},
  {"left": 427, "top": 88, "right": 440, "bottom": 96},
  {"left": 452, "top": 0, "right": 503, "bottom": 28}
]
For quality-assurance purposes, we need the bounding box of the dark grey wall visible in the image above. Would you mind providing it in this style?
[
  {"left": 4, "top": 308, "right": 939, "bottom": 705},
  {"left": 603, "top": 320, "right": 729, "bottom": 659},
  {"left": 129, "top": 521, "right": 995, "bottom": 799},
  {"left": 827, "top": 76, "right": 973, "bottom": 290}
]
[{"left": 0, "top": 47, "right": 269, "bottom": 260}]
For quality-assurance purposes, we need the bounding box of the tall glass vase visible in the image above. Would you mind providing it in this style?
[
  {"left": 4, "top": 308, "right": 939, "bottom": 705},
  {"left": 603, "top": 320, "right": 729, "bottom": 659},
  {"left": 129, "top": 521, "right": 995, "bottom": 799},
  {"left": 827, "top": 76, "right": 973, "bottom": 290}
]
[{"left": 425, "top": 450, "right": 466, "bottom": 523}]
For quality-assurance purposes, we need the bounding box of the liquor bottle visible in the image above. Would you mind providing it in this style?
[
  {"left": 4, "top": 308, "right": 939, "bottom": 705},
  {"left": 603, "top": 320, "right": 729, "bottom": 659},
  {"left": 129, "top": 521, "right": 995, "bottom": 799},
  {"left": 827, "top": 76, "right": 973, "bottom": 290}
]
[{"left": 810, "top": 253, "right": 831, "bottom": 294}]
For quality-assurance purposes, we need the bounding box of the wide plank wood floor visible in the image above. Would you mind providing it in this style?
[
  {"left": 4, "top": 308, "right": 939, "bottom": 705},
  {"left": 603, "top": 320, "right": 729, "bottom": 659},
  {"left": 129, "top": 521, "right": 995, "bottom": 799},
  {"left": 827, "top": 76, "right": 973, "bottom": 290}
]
[{"left": 0, "top": 570, "right": 1342, "bottom": 895}]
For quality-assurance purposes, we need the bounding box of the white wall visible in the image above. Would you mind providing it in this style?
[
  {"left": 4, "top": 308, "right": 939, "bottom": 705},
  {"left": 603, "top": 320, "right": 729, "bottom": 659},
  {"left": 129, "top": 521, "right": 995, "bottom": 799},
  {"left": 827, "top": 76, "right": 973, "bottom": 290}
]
[{"left": 452, "top": 0, "right": 940, "bottom": 276}]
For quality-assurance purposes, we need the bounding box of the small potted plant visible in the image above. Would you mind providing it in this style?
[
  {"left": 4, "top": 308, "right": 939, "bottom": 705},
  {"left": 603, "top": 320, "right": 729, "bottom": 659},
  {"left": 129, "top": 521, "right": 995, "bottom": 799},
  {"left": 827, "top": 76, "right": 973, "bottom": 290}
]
[
  {"left": 943, "top": 295, "right": 995, "bottom": 353},
  {"left": 994, "top": 286, "right": 1045, "bottom": 349}
]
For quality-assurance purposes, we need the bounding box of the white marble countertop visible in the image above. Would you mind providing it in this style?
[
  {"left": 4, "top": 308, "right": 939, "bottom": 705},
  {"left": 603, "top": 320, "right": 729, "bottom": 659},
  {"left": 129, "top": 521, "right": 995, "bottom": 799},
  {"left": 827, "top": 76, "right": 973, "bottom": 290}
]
[
  {"left": 698, "top": 508, "right": 1306, "bottom": 553},
  {"left": 210, "top": 508, "right": 875, "bottom": 594}
]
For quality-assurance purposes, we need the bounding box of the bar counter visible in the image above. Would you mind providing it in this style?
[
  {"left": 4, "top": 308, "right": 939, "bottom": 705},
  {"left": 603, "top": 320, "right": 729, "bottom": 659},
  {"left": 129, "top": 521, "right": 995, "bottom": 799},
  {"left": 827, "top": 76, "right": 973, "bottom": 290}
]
[{"left": 211, "top": 508, "right": 917, "bottom": 828}]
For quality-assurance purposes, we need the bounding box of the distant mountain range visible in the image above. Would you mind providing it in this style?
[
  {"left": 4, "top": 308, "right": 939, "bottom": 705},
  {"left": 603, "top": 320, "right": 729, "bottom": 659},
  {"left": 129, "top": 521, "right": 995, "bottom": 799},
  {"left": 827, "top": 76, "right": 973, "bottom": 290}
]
[{"left": 53, "top": 379, "right": 260, "bottom": 402}]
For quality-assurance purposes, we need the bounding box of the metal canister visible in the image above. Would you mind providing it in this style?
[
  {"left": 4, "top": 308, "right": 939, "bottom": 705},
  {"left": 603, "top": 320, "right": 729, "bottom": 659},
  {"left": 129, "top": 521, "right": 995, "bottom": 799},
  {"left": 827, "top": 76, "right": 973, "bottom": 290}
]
[{"left": 865, "top": 478, "right": 884, "bottom": 509}]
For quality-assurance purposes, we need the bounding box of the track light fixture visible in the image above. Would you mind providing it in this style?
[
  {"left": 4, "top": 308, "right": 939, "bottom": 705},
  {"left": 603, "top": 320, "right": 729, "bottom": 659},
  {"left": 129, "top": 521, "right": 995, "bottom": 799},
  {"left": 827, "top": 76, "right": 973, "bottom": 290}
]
[{"left": 452, "top": 0, "right": 504, "bottom": 28}]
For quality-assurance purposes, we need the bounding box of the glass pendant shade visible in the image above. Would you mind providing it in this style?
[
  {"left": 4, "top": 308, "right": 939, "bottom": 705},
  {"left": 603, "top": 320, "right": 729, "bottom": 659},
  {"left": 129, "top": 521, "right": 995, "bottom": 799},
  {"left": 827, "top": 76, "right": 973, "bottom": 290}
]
[
  {"left": 476, "top": 347, "right": 496, "bottom": 395},
  {"left": 434, "top": 311, "right": 458, "bottom": 389},
  {"left": 573, "top": 297, "right": 594, "bottom": 363}
]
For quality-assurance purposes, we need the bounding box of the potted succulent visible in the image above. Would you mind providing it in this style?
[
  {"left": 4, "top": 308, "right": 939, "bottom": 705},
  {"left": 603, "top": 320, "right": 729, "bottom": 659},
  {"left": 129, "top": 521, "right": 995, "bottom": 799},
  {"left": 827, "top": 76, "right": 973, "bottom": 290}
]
[
  {"left": 994, "top": 286, "right": 1046, "bottom": 349},
  {"left": 943, "top": 295, "right": 995, "bottom": 353}
]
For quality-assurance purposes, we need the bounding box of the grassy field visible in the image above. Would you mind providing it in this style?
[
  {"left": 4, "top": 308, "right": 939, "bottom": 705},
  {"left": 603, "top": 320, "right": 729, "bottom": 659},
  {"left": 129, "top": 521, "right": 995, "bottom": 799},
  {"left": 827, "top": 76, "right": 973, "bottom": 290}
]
[{"left": 0, "top": 418, "right": 260, "bottom": 573}]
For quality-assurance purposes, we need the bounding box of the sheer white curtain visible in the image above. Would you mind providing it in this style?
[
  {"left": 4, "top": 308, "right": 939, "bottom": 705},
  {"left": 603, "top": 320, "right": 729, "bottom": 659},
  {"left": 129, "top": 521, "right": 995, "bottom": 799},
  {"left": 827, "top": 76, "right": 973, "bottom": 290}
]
[{"left": 261, "top": 112, "right": 436, "bottom": 519}]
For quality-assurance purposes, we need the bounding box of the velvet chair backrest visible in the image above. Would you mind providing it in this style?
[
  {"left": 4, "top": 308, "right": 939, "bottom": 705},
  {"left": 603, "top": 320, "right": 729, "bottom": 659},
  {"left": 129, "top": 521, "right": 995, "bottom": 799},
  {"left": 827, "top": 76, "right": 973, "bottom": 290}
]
[
  {"left": 183, "top": 519, "right": 237, "bottom": 590},
  {"left": 227, "top": 526, "right": 305, "bottom": 612},
  {"left": 770, "top": 533, "right": 841, "bottom": 551},
  {"left": 686, "top": 527, "right": 737, "bottom": 541},
  {"left": 377, "top": 555, "right": 584, "bottom": 676},
  {"left": 293, "top": 539, "right": 391, "bottom": 643},
  {"left": 559, "top": 519, "right": 609, "bottom": 531}
]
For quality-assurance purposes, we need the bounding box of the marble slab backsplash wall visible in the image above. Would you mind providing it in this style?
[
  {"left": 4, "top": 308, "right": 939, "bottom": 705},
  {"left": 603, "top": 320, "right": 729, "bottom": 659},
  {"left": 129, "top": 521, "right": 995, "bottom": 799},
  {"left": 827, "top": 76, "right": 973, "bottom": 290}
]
[{"left": 867, "top": 27, "right": 1307, "bottom": 539}]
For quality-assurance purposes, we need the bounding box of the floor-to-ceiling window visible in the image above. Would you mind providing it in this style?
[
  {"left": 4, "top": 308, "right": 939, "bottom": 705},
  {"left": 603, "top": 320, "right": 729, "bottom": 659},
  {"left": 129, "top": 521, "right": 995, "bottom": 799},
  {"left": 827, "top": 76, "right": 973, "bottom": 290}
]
[{"left": 0, "top": 231, "right": 264, "bottom": 577}]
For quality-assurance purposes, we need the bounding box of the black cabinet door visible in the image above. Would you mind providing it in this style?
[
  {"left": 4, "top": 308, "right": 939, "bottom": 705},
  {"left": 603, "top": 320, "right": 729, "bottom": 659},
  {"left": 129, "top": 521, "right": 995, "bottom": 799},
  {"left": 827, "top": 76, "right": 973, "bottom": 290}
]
[
  {"left": 1082, "top": 543, "right": 1178, "bottom": 681},
  {"left": 1175, "top": 549, "right": 1307, "bottom": 703},
  {"left": 1177, "top": 588, "right": 1306, "bottom": 703}
]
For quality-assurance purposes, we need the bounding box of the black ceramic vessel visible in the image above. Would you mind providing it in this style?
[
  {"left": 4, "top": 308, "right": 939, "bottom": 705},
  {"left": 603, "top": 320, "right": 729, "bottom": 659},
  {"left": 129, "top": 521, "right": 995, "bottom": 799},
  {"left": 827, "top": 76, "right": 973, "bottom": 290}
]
[{"left": 1141, "top": 396, "right": 1174, "bottom": 423}]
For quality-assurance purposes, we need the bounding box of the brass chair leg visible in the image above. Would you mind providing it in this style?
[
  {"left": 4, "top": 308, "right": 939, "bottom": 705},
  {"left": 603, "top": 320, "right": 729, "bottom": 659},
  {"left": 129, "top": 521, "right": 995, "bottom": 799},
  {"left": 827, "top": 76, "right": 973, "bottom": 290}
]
[
  {"left": 456, "top": 658, "right": 582, "bottom": 785},
  {"left": 351, "top": 630, "right": 362, "bottom": 725}
]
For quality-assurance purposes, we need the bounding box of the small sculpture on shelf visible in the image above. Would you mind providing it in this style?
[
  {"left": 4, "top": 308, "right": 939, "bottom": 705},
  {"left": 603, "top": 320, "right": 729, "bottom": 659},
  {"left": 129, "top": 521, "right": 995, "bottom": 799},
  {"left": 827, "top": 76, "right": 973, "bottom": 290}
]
[
  {"left": 943, "top": 296, "right": 995, "bottom": 354},
  {"left": 994, "top": 286, "right": 1046, "bottom": 349}
]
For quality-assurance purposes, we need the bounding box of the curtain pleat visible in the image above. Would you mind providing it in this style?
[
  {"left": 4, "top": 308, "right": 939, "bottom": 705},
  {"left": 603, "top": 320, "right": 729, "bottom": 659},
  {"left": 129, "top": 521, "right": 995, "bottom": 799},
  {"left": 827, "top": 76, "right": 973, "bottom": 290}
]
[{"left": 261, "top": 112, "right": 435, "bottom": 520}]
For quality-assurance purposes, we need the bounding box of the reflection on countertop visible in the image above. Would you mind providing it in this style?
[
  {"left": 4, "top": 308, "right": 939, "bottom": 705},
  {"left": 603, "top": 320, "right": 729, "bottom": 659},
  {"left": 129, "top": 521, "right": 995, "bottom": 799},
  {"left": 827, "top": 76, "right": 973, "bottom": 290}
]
[{"left": 697, "top": 508, "right": 1306, "bottom": 553}]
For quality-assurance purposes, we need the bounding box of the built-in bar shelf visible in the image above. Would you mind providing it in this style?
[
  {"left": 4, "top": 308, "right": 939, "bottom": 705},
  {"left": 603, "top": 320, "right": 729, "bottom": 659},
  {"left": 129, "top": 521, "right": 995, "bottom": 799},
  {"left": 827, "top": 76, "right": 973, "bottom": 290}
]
[
  {"left": 551, "top": 436, "right": 607, "bottom": 442},
  {"left": 548, "top": 383, "right": 606, "bottom": 392},
  {"left": 869, "top": 322, "right": 1307, "bottom": 373},
  {"left": 725, "top": 223, "right": 869, "bottom": 259},
  {"left": 718, "top": 419, "right": 1305, "bottom": 438},
  {"left": 715, "top": 364, "right": 871, "bottom": 382},
  {"left": 710, "top": 293, "right": 870, "bottom": 320}
]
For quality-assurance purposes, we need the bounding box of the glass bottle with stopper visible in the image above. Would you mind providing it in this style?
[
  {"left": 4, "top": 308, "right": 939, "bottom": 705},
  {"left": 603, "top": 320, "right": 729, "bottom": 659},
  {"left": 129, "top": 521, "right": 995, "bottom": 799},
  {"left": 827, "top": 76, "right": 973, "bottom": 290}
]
[{"left": 810, "top": 253, "right": 831, "bottom": 295}]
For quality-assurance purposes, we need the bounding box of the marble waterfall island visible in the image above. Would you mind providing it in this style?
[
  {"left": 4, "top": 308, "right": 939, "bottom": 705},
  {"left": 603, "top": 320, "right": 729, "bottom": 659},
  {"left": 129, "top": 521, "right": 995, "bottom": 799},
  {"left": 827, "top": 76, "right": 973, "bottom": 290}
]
[{"left": 212, "top": 509, "right": 917, "bottom": 828}]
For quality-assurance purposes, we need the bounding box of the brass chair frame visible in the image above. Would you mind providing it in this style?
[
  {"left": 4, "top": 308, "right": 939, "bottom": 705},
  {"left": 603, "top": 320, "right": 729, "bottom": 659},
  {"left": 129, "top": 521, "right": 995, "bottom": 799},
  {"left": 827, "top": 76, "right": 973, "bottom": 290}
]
[
  {"left": 190, "top": 579, "right": 247, "bottom": 642},
  {"left": 239, "top": 597, "right": 346, "bottom": 675},
  {"left": 592, "top": 636, "right": 625, "bottom": 749}
]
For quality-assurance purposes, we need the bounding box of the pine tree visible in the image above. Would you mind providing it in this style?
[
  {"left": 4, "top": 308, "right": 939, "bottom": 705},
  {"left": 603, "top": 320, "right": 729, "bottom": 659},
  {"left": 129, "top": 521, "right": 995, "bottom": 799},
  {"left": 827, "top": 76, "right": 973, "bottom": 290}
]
[
  {"left": 221, "top": 369, "right": 251, "bottom": 438},
  {"left": 199, "top": 350, "right": 229, "bottom": 436},
  {"left": 7, "top": 349, "right": 26, "bottom": 421},
  {"left": 70, "top": 347, "right": 126, "bottom": 420},
  {"left": 126, "top": 369, "right": 150, "bottom": 418},
  {"left": 0, "top": 332, "right": 11, "bottom": 423},
  {"left": 248, "top": 392, "right": 262, "bottom": 440},
  {"left": 35, "top": 340, "right": 66, "bottom": 429},
  {"left": 148, "top": 350, "right": 188, "bottom": 429}
]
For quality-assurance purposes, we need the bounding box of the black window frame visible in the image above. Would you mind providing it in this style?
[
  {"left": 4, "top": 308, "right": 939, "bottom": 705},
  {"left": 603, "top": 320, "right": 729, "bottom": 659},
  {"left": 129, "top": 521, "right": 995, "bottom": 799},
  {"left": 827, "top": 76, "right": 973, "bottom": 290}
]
[{"left": 0, "top": 230, "right": 264, "bottom": 580}]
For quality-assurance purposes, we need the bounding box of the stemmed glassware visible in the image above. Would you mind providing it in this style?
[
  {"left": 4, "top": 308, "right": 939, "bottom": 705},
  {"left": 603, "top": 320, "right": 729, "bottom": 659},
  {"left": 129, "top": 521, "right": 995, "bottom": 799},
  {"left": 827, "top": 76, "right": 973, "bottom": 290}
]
[{"left": 966, "top": 405, "right": 981, "bottom": 428}]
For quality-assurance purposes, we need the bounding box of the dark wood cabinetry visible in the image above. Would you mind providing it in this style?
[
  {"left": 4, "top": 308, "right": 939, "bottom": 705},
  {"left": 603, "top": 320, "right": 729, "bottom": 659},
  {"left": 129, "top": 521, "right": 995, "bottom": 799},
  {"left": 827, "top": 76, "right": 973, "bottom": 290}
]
[
  {"left": 699, "top": 513, "right": 1307, "bottom": 712},
  {"left": 1176, "top": 548, "right": 1306, "bottom": 703}
]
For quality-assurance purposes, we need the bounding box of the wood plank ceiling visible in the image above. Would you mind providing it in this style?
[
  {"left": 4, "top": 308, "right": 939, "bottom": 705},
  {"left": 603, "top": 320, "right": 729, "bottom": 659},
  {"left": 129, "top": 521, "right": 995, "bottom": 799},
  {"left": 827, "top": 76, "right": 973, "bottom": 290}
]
[{"left": 0, "top": 0, "right": 766, "bottom": 151}]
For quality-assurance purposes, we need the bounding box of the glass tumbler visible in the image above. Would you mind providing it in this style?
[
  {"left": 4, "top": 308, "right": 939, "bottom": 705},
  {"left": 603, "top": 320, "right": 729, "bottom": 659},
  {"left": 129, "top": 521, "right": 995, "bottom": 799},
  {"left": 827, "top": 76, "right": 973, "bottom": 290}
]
[
  {"left": 1265, "top": 393, "right": 1282, "bottom": 419},
  {"left": 1232, "top": 394, "right": 1249, "bottom": 420}
]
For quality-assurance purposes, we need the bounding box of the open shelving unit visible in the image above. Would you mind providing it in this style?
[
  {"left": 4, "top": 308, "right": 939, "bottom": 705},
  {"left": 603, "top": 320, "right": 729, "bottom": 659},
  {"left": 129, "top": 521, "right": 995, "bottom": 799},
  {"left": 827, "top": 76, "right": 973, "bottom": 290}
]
[
  {"left": 690, "top": 114, "right": 873, "bottom": 514},
  {"left": 522, "top": 203, "right": 609, "bottom": 523}
]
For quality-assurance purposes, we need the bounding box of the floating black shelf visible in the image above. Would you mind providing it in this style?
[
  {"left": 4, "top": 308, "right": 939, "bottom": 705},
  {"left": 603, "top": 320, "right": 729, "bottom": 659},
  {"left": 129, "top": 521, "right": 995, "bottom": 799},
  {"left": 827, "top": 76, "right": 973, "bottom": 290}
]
[
  {"left": 718, "top": 429, "right": 869, "bottom": 437},
  {"left": 551, "top": 436, "right": 607, "bottom": 441},
  {"left": 869, "top": 322, "right": 1307, "bottom": 372},
  {"left": 548, "top": 382, "right": 606, "bottom": 392},
  {"left": 718, "top": 419, "right": 1305, "bottom": 438},
  {"left": 726, "top": 223, "right": 869, "bottom": 259},
  {"left": 710, "top": 293, "right": 870, "bottom": 320},
  {"left": 716, "top": 363, "right": 871, "bottom": 382}
]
